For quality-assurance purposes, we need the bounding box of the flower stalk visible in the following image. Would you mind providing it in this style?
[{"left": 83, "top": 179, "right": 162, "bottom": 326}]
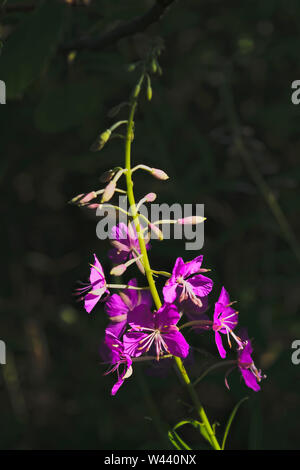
[{"left": 124, "top": 73, "right": 221, "bottom": 451}]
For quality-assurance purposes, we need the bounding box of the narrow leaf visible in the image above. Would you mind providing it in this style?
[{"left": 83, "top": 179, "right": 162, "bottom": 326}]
[
  {"left": 222, "top": 396, "right": 249, "bottom": 450},
  {"left": 168, "top": 431, "right": 182, "bottom": 450}
]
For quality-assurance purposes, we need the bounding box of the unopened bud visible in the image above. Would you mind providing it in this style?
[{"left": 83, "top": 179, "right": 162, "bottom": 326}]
[
  {"left": 177, "top": 216, "right": 206, "bottom": 225},
  {"left": 110, "top": 264, "right": 127, "bottom": 276},
  {"left": 107, "top": 102, "right": 128, "bottom": 118},
  {"left": 67, "top": 50, "right": 77, "bottom": 64},
  {"left": 146, "top": 74, "right": 152, "bottom": 101},
  {"left": 68, "top": 193, "right": 84, "bottom": 204},
  {"left": 87, "top": 203, "right": 100, "bottom": 210},
  {"left": 127, "top": 63, "right": 136, "bottom": 72},
  {"left": 151, "top": 168, "right": 169, "bottom": 180},
  {"left": 147, "top": 85, "right": 152, "bottom": 101},
  {"left": 101, "top": 181, "right": 116, "bottom": 203},
  {"left": 151, "top": 58, "right": 157, "bottom": 74},
  {"left": 100, "top": 169, "right": 116, "bottom": 183},
  {"left": 90, "top": 129, "right": 111, "bottom": 152},
  {"left": 145, "top": 192, "right": 157, "bottom": 202},
  {"left": 79, "top": 191, "right": 97, "bottom": 205},
  {"left": 149, "top": 224, "right": 164, "bottom": 241}
]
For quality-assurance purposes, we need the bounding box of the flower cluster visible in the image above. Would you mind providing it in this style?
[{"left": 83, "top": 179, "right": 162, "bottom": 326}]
[{"left": 76, "top": 225, "right": 265, "bottom": 396}]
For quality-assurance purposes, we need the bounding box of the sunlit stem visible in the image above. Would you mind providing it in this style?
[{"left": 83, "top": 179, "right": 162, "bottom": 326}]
[
  {"left": 95, "top": 188, "right": 127, "bottom": 196},
  {"left": 98, "top": 204, "right": 131, "bottom": 217},
  {"left": 152, "top": 219, "right": 177, "bottom": 225},
  {"left": 106, "top": 284, "right": 150, "bottom": 290},
  {"left": 124, "top": 73, "right": 221, "bottom": 451},
  {"left": 179, "top": 320, "right": 213, "bottom": 330},
  {"left": 132, "top": 164, "right": 152, "bottom": 173},
  {"left": 109, "top": 120, "right": 128, "bottom": 132},
  {"left": 133, "top": 354, "right": 172, "bottom": 362},
  {"left": 151, "top": 269, "right": 171, "bottom": 278},
  {"left": 192, "top": 360, "right": 237, "bottom": 387}
]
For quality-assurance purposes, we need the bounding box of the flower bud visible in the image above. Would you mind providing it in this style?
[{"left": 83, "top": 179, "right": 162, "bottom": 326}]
[
  {"left": 110, "top": 264, "right": 127, "bottom": 276},
  {"left": 90, "top": 129, "right": 111, "bottom": 152},
  {"left": 177, "top": 216, "right": 206, "bottom": 225},
  {"left": 127, "top": 63, "right": 136, "bottom": 72},
  {"left": 100, "top": 169, "right": 116, "bottom": 183},
  {"left": 151, "top": 168, "right": 169, "bottom": 180},
  {"left": 86, "top": 203, "right": 100, "bottom": 210},
  {"left": 101, "top": 181, "right": 116, "bottom": 203},
  {"left": 68, "top": 193, "right": 84, "bottom": 204},
  {"left": 79, "top": 191, "right": 97, "bottom": 205},
  {"left": 107, "top": 102, "right": 128, "bottom": 118},
  {"left": 149, "top": 223, "right": 163, "bottom": 241},
  {"left": 151, "top": 58, "right": 158, "bottom": 74},
  {"left": 145, "top": 192, "right": 157, "bottom": 202},
  {"left": 147, "top": 84, "right": 152, "bottom": 101}
]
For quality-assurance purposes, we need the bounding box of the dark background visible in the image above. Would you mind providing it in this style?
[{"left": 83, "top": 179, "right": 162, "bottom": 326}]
[{"left": 0, "top": 0, "right": 299, "bottom": 450}]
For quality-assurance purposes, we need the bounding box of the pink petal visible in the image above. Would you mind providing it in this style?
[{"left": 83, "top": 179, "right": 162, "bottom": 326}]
[
  {"left": 163, "top": 330, "right": 190, "bottom": 358},
  {"left": 215, "top": 331, "right": 227, "bottom": 358}
]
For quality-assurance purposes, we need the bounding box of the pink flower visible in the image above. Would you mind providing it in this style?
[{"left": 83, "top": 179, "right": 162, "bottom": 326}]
[
  {"left": 225, "top": 330, "right": 265, "bottom": 392},
  {"left": 76, "top": 254, "right": 109, "bottom": 313},
  {"left": 123, "top": 303, "right": 190, "bottom": 360},
  {"left": 108, "top": 222, "right": 150, "bottom": 273},
  {"left": 163, "top": 256, "right": 213, "bottom": 306},
  {"left": 212, "top": 287, "right": 240, "bottom": 358},
  {"left": 103, "top": 332, "right": 133, "bottom": 396},
  {"left": 105, "top": 279, "right": 152, "bottom": 338},
  {"left": 237, "top": 331, "right": 265, "bottom": 392}
]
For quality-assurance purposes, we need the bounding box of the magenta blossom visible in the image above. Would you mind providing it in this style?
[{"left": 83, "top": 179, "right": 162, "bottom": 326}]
[
  {"left": 108, "top": 222, "right": 150, "bottom": 272},
  {"left": 105, "top": 278, "right": 152, "bottom": 338},
  {"left": 163, "top": 256, "right": 213, "bottom": 307},
  {"left": 237, "top": 332, "right": 265, "bottom": 391},
  {"left": 212, "top": 287, "right": 240, "bottom": 358},
  {"left": 123, "top": 303, "right": 189, "bottom": 360},
  {"left": 225, "top": 331, "right": 265, "bottom": 392},
  {"left": 103, "top": 331, "right": 133, "bottom": 396},
  {"left": 76, "top": 254, "right": 109, "bottom": 313}
]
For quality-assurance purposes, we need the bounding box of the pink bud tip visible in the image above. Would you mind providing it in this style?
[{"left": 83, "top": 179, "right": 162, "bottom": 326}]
[
  {"left": 87, "top": 203, "right": 100, "bottom": 210},
  {"left": 79, "top": 191, "right": 97, "bottom": 204},
  {"left": 149, "top": 223, "right": 164, "bottom": 241},
  {"left": 145, "top": 192, "right": 157, "bottom": 202},
  {"left": 101, "top": 181, "right": 116, "bottom": 203},
  {"left": 110, "top": 264, "right": 127, "bottom": 276},
  {"left": 177, "top": 216, "right": 206, "bottom": 225},
  {"left": 151, "top": 168, "right": 169, "bottom": 180},
  {"left": 69, "top": 193, "right": 84, "bottom": 204}
]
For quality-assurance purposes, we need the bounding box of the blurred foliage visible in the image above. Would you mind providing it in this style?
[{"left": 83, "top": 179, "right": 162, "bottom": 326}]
[{"left": 0, "top": 0, "right": 300, "bottom": 450}]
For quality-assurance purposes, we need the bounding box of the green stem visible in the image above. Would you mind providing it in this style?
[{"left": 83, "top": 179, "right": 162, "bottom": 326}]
[{"left": 124, "top": 74, "right": 221, "bottom": 451}]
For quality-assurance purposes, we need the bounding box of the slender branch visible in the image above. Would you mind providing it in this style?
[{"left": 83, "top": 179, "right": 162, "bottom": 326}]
[{"left": 60, "top": 0, "right": 176, "bottom": 52}]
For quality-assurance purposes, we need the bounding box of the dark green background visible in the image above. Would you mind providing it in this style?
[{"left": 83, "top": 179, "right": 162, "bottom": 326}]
[{"left": 0, "top": 0, "right": 299, "bottom": 450}]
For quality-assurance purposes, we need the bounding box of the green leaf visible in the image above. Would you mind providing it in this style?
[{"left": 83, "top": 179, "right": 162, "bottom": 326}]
[
  {"left": 34, "top": 78, "right": 103, "bottom": 132},
  {"left": 173, "top": 419, "right": 211, "bottom": 448},
  {"left": 222, "top": 397, "right": 249, "bottom": 450},
  {"left": 167, "top": 431, "right": 182, "bottom": 450},
  {"left": 0, "top": 2, "right": 65, "bottom": 99},
  {"left": 168, "top": 430, "right": 192, "bottom": 450}
]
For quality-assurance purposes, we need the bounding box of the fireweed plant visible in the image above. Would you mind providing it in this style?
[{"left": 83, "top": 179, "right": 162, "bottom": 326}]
[{"left": 71, "top": 48, "right": 265, "bottom": 450}]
